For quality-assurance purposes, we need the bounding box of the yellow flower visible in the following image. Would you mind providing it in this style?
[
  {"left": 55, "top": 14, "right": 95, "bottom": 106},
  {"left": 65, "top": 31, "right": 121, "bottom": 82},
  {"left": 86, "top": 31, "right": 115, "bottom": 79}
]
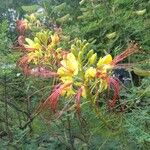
[
  {"left": 84, "top": 67, "right": 96, "bottom": 80},
  {"left": 96, "top": 54, "right": 113, "bottom": 92},
  {"left": 24, "top": 38, "right": 42, "bottom": 50},
  {"left": 28, "top": 49, "right": 43, "bottom": 64},
  {"left": 57, "top": 53, "right": 78, "bottom": 83},
  {"left": 97, "top": 54, "right": 113, "bottom": 74},
  {"left": 61, "top": 83, "right": 75, "bottom": 97}
]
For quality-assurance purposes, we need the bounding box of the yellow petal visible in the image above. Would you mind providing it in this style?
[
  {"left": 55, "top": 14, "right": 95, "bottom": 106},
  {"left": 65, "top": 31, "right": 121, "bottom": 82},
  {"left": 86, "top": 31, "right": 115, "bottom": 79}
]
[
  {"left": 57, "top": 67, "right": 65, "bottom": 76},
  {"left": 25, "top": 38, "right": 34, "bottom": 46},
  {"left": 59, "top": 53, "right": 78, "bottom": 75},
  {"left": 81, "top": 86, "right": 86, "bottom": 98},
  {"left": 34, "top": 43, "right": 42, "bottom": 49},
  {"left": 85, "top": 67, "right": 96, "bottom": 79},
  {"left": 34, "top": 37, "right": 41, "bottom": 44},
  {"left": 67, "top": 53, "right": 78, "bottom": 75},
  {"left": 57, "top": 53, "right": 78, "bottom": 83},
  {"left": 61, "top": 83, "right": 75, "bottom": 97},
  {"left": 60, "top": 59, "right": 67, "bottom": 68},
  {"left": 66, "top": 88, "right": 75, "bottom": 97},
  {"left": 60, "top": 76, "right": 73, "bottom": 83},
  {"left": 61, "top": 87, "right": 75, "bottom": 97},
  {"left": 97, "top": 54, "right": 112, "bottom": 68}
]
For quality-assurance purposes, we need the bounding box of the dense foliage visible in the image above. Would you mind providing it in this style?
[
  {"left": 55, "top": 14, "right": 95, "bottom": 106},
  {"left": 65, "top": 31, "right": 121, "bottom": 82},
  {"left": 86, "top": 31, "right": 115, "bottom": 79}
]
[{"left": 0, "top": 0, "right": 150, "bottom": 149}]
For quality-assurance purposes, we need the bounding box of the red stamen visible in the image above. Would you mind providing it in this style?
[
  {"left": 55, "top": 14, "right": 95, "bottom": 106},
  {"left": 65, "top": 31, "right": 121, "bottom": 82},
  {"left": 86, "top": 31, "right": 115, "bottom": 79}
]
[
  {"left": 18, "top": 35, "right": 25, "bottom": 46},
  {"left": 42, "top": 83, "right": 72, "bottom": 112},
  {"left": 108, "top": 77, "right": 120, "bottom": 110},
  {"left": 75, "top": 87, "right": 83, "bottom": 113},
  {"left": 96, "top": 71, "right": 107, "bottom": 79},
  {"left": 30, "top": 67, "right": 58, "bottom": 78},
  {"left": 17, "top": 36, "right": 37, "bottom": 52},
  {"left": 111, "top": 43, "right": 139, "bottom": 65},
  {"left": 18, "top": 55, "right": 31, "bottom": 75},
  {"left": 16, "top": 20, "right": 27, "bottom": 35}
]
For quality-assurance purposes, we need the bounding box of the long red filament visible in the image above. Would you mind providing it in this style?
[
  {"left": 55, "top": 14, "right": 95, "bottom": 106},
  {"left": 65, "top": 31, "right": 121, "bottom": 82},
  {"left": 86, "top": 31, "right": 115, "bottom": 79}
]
[
  {"left": 30, "top": 67, "right": 58, "bottom": 78},
  {"left": 42, "top": 83, "right": 72, "bottom": 111},
  {"left": 108, "top": 77, "right": 120, "bottom": 110},
  {"left": 111, "top": 43, "right": 139, "bottom": 65},
  {"left": 75, "top": 87, "right": 83, "bottom": 113}
]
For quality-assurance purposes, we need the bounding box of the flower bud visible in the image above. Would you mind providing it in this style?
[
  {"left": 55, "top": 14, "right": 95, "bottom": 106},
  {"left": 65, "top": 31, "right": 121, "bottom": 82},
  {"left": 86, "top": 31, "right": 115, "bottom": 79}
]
[
  {"left": 76, "top": 39, "right": 82, "bottom": 48},
  {"left": 86, "top": 49, "right": 94, "bottom": 59},
  {"left": 34, "top": 37, "right": 41, "bottom": 44},
  {"left": 81, "top": 43, "right": 89, "bottom": 54},
  {"left": 71, "top": 44, "right": 78, "bottom": 57},
  {"left": 88, "top": 53, "right": 97, "bottom": 65},
  {"left": 106, "top": 32, "right": 116, "bottom": 39},
  {"left": 79, "top": 0, "right": 86, "bottom": 5},
  {"left": 135, "top": 9, "right": 146, "bottom": 16}
]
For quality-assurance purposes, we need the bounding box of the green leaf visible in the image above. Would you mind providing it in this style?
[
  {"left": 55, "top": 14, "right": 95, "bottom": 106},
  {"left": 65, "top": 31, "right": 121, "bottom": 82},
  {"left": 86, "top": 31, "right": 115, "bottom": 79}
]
[
  {"left": 22, "top": 5, "right": 40, "bottom": 13},
  {"left": 133, "top": 68, "right": 150, "bottom": 77}
]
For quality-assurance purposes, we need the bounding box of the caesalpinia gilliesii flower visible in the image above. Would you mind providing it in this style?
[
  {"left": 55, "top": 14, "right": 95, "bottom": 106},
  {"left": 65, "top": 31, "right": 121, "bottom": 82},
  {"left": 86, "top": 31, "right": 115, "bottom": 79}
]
[
  {"left": 16, "top": 14, "right": 42, "bottom": 36},
  {"left": 41, "top": 40, "right": 139, "bottom": 112},
  {"left": 57, "top": 53, "right": 79, "bottom": 96},
  {"left": 18, "top": 30, "right": 61, "bottom": 77},
  {"left": 44, "top": 53, "right": 80, "bottom": 111}
]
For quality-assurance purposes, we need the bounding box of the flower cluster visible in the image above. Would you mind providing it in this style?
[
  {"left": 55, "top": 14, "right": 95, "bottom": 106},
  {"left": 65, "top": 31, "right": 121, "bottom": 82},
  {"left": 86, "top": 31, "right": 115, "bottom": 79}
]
[
  {"left": 16, "top": 18, "right": 139, "bottom": 114},
  {"left": 16, "top": 13, "right": 44, "bottom": 34},
  {"left": 16, "top": 15, "right": 63, "bottom": 78}
]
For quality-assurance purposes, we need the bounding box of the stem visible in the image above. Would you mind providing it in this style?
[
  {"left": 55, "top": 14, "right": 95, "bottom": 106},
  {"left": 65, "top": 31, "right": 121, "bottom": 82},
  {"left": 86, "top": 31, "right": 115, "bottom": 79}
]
[
  {"left": 26, "top": 83, "right": 32, "bottom": 132},
  {"left": 67, "top": 113, "right": 75, "bottom": 150},
  {"left": 4, "top": 73, "right": 13, "bottom": 142},
  {"left": 86, "top": 86, "right": 114, "bottom": 130}
]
